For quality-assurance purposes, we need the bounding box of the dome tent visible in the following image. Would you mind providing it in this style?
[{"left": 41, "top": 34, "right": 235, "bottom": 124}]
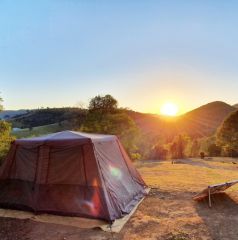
[{"left": 0, "top": 131, "right": 147, "bottom": 221}]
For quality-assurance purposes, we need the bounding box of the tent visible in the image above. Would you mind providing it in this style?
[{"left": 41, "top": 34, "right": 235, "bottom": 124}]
[{"left": 0, "top": 131, "right": 147, "bottom": 221}]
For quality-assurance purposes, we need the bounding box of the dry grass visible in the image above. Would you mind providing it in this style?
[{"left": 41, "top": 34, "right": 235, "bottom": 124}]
[
  {"left": 1, "top": 157, "right": 238, "bottom": 240},
  {"left": 128, "top": 157, "right": 238, "bottom": 240},
  {"left": 138, "top": 157, "right": 238, "bottom": 192}
]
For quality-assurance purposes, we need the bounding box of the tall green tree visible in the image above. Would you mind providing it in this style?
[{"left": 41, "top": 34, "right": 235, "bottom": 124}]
[
  {"left": 88, "top": 94, "right": 118, "bottom": 114},
  {"left": 0, "top": 95, "right": 3, "bottom": 111},
  {"left": 216, "top": 110, "right": 238, "bottom": 157},
  {"left": 0, "top": 121, "right": 13, "bottom": 163}
]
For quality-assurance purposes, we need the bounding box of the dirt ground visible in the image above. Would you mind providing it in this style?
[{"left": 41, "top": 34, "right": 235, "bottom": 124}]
[{"left": 1, "top": 157, "right": 238, "bottom": 240}]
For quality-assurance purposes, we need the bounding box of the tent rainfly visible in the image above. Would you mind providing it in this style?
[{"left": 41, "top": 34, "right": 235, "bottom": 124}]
[{"left": 0, "top": 131, "right": 147, "bottom": 221}]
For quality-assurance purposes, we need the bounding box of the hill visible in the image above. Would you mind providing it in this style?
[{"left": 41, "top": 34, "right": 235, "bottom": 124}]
[
  {"left": 6, "top": 101, "right": 236, "bottom": 140},
  {"left": 128, "top": 101, "right": 236, "bottom": 140},
  {"left": 0, "top": 110, "right": 28, "bottom": 120},
  {"left": 8, "top": 108, "right": 86, "bottom": 129},
  {"left": 178, "top": 101, "right": 236, "bottom": 137}
]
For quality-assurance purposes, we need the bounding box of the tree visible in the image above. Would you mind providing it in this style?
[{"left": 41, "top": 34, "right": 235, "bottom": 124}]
[
  {"left": 189, "top": 139, "right": 200, "bottom": 157},
  {"left": 0, "top": 96, "right": 3, "bottom": 111},
  {"left": 89, "top": 94, "right": 118, "bottom": 114},
  {"left": 80, "top": 95, "right": 141, "bottom": 160},
  {"left": 0, "top": 95, "right": 14, "bottom": 164},
  {"left": 169, "top": 134, "right": 189, "bottom": 160},
  {"left": 207, "top": 143, "right": 221, "bottom": 157},
  {"left": 216, "top": 110, "right": 238, "bottom": 157},
  {"left": 150, "top": 143, "right": 168, "bottom": 160},
  {"left": 81, "top": 112, "right": 140, "bottom": 157},
  {"left": 184, "top": 137, "right": 200, "bottom": 157},
  {"left": 0, "top": 121, "right": 14, "bottom": 163},
  {"left": 200, "top": 152, "right": 205, "bottom": 159}
]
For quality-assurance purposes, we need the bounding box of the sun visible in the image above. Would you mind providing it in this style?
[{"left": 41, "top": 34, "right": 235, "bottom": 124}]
[{"left": 160, "top": 102, "right": 179, "bottom": 116}]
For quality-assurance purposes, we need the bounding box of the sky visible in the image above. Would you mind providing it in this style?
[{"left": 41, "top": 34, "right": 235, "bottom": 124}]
[{"left": 1, "top": 1, "right": 238, "bottom": 114}]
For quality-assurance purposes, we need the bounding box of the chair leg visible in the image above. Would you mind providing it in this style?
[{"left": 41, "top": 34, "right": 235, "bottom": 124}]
[{"left": 208, "top": 187, "right": 212, "bottom": 207}]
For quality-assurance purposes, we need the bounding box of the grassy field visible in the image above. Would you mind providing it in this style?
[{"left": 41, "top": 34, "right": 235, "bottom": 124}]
[
  {"left": 1, "top": 157, "right": 238, "bottom": 240},
  {"left": 138, "top": 157, "right": 238, "bottom": 192},
  {"left": 12, "top": 123, "right": 66, "bottom": 139}
]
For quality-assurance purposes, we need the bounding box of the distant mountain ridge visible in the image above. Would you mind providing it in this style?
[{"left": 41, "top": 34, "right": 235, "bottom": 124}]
[
  {"left": 2, "top": 101, "right": 237, "bottom": 140},
  {"left": 177, "top": 101, "right": 236, "bottom": 137},
  {"left": 128, "top": 101, "right": 237, "bottom": 139},
  {"left": 6, "top": 108, "right": 86, "bottom": 129},
  {"left": 0, "top": 110, "right": 28, "bottom": 120}
]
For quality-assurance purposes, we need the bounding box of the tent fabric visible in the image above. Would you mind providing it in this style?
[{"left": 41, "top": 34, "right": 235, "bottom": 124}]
[{"left": 0, "top": 131, "right": 147, "bottom": 221}]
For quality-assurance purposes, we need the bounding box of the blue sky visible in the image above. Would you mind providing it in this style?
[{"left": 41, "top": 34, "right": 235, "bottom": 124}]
[{"left": 1, "top": 1, "right": 238, "bottom": 114}]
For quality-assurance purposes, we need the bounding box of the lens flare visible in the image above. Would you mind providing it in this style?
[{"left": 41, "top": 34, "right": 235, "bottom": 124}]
[
  {"left": 81, "top": 200, "right": 95, "bottom": 214},
  {"left": 109, "top": 166, "right": 122, "bottom": 179}
]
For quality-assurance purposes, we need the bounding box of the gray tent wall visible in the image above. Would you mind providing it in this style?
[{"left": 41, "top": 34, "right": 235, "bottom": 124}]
[{"left": 92, "top": 136, "right": 146, "bottom": 220}]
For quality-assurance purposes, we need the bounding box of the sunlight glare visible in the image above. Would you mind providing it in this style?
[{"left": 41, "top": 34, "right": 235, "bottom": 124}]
[{"left": 160, "top": 102, "right": 179, "bottom": 116}]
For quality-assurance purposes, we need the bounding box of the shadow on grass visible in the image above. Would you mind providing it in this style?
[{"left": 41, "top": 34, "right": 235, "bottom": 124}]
[
  {"left": 173, "top": 158, "right": 214, "bottom": 168},
  {"left": 195, "top": 192, "right": 238, "bottom": 240},
  {"left": 136, "top": 160, "right": 164, "bottom": 168},
  {"left": 173, "top": 158, "right": 237, "bottom": 171}
]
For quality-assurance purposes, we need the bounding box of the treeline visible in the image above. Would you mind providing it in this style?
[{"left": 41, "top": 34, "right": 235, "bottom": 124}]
[
  {"left": 10, "top": 107, "right": 87, "bottom": 129},
  {"left": 1, "top": 94, "right": 142, "bottom": 162},
  {"left": 76, "top": 95, "right": 238, "bottom": 160},
  {"left": 0, "top": 97, "right": 14, "bottom": 163},
  {"left": 150, "top": 135, "right": 217, "bottom": 160},
  {"left": 1, "top": 93, "right": 238, "bottom": 164},
  {"left": 150, "top": 109, "right": 238, "bottom": 160}
]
